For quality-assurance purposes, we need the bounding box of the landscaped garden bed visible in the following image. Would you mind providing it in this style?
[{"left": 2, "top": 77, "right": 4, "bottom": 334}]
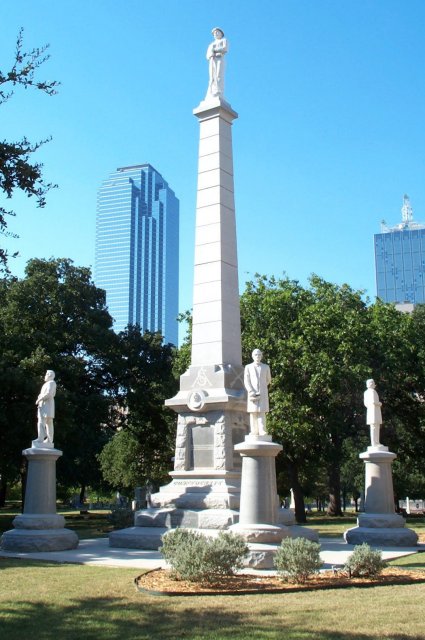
[{"left": 135, "top": 565, "right": 425, "bottom": 596}]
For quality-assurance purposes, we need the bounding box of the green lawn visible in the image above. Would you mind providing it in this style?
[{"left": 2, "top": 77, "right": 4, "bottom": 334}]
[
  {"left": 0, "top": 558, "right": 424, "bottom": 640},
  {"left": 2, "top": 506, "right": 425, "bottom": 639},
  {"left": 303, "top": 512, "right": 358, "bottom": 538},
  {"left": 388, "top": 551, "right": 425, "bottom": 569}
]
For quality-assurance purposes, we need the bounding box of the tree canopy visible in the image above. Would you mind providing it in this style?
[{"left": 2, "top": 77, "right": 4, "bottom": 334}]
[
  {"left": 0, "top": 258, "right": 116, "bottom": 502},
  {"left": 98, "top": 327, "right": 177, "bottom": 491},
  {"left": 240, "top": 274, "right": 425, "bottom": 520},
  {"left": 0, "top": 258, "right": 179, "bottom": 504}
]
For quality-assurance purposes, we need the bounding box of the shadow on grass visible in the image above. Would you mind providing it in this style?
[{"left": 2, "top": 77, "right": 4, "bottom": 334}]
[{"left": 1, "top": 595, "right": 425, "bottom": 640}]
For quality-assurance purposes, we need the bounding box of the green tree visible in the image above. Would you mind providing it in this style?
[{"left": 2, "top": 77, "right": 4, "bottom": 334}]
[
  {"left": 240, "top": 275, "right": 371, "bottom": 520},
  {"left": 366, "top": 301, "right": 425, "bottom": 505},
  {"left": 98, "top": 327, "right": 178, "bottom": 492},
  {"left": 298, "top": 276, "right": 371, "bottom": 516},
  {"left": 240, "top": 275, "right": 323, "bottom": 522},
  {"left": 172, "top": 310, "right": 192, "bottom": 379},
  {"left": 0, "top": 29, "right": 59, "bottom": 272},
  {"left": 241, "top": 275, "right": 425, "bottom": 519},
  {"left": 0, "top": 258, "right": 116, "bottom": 505},
  {"left": 340, "top": 437, "right": 367, "bottom": 511}
]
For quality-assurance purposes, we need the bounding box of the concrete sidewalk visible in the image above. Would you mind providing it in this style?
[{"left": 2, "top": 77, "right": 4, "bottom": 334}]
[{"left": 1, "top": 537, "right": 423, "bottom": 571}]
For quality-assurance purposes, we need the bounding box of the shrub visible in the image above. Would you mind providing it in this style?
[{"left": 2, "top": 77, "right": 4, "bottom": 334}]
[
  {"left": 161, "top": 529, "right": 249, "bottom": 582},
  {"left": 344, "top": 543, "right": 386, "bottom": 577},
  {"left": 161, "top": 529, "right": 208, "bottom": 582},
  {"left": 274, "top": 536, "right": 323, "bottom": 583},
  {"left": 205, "top": 531, "right": 249, "bottom": 576}
]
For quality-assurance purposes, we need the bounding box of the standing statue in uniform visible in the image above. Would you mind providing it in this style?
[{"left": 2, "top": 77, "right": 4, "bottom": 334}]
[
  {"left": 205, "top": 27, "right": 228, "bottom": 100},
  {"left": 33, "top": 370, "right": 57, "bottom": 447},
  {"left": 244, "top": 349, "right": 272, "bottom": 436},
  {"left": 364, "top": 378, "right": 382, "bottom": 447}
]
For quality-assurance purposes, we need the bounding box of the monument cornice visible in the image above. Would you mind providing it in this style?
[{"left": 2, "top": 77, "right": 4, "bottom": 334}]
[{"left": 193, "top": 98, "right": 238, "bottom": 122}]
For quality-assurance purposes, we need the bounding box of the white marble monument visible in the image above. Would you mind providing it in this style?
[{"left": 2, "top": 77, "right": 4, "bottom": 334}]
[
  {"left": 110, "top": 28, "right": 248, "bottom": 550},
  {"left": 344, "top": 379, "right": 418, "bottom": 546},
  {"left": 109, "top": 30, "right": 310, "bottom": 560},
  {"left": 1, "top": 371, "right": 78, "bottom": 552}
]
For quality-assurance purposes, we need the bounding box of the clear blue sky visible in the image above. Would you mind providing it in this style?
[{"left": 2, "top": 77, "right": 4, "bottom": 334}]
[{"left": 2, "top": 1, "right": 425, "bottom": 343}]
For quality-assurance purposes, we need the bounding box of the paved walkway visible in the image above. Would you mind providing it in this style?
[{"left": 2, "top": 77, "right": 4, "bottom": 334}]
[{"left": 1, "top": 537, "right": 422, "bottom": 572}]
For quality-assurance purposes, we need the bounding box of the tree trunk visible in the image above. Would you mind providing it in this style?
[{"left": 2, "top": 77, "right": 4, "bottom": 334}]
[
  {"left": 342, "top": 488, "right": 347, "bottom": 512},
  {"left": 327, "top": 463, "right": 343, "bottom": 516},
  {"left": 287, "top": 462, "right": 306, "bottom": 523},
  {"left": 79, "top": 484, "right": 86, "bottom": 505},
  {"left": 0, "top": 476, "right": 7, "bottom": 507}
]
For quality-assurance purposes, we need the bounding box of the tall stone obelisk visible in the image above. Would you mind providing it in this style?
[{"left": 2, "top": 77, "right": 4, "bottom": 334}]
[
  {"left": 110, "top": 30, "right": 306, "bottom": 552},
  {"left": 155, "top": 28, "right": 249, "bottom": 526},
  {"left": 109, "top": 29, "right": 248, "bottom": 548}
]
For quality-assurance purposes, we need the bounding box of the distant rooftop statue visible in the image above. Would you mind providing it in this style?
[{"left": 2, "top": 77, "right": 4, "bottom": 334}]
[
  {"left": 380, "top": 194, "right": 425, "bottom": 233},
  {"left": 205, "top": 27, "right": 228, "bottom": 101}
]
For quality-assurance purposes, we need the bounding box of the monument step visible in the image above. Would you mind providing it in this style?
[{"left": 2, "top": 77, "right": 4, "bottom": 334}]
[
  {"left": 357, "top": 513, "right": 406, "bottom": 528},
  {"left": 109, "top": 526, "right": 168, "bottom": 550},
  {"left": 1, "top": 527, "right": 78, "bottom": 552},
  {"left": 344, "top": 526, "right": 419, "bottom": 546},
  {"left": 134, "top": 507, "right": 239, "bottom": 529}
]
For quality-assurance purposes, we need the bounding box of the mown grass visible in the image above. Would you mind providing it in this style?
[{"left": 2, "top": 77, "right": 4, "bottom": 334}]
[
  {"left": 388, "top": 551, "right": 425, "bottom": 569},
  {"left": 1, "top": 557, "right": 424, "bottom": 640},
  {"left": 304, "top": 512, "right": 358, "bottom": 538}
]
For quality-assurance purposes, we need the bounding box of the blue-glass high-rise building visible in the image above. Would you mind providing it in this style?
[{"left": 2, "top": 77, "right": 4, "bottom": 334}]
[
  {"left": 375, "top": 195, "right": 425, "bottom": 305},
  {"left": 95, "top": 164, "right": 179, "bottom": 344}
]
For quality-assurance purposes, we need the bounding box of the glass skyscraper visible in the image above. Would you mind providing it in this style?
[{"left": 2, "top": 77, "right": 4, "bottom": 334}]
[
  {"left": 375, "top": 195, "right": 425, "bottom": 305},
  {"left": 95, "top": 164, "right": 179, "bottom": 344}
]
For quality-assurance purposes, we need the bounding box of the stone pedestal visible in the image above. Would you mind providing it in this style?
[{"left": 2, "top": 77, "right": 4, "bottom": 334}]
[
  {"left": 229, "top": 435, "right": 318, "bottom": 568},
  {"left": 232, "top": 435, "right": 284, "bottom": 531},
  {"left": 344, "top": 446, "right": 418, "bottom": 546},
  {"left": 1, "top": 447, "right": 78, "bottom": 552}
]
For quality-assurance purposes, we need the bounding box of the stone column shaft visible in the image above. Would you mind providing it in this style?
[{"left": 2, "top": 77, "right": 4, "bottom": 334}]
[
  {"left": 23, "top": 448, "right": 61, "bottom": 513},
  {"left": 361, "top": 449, "right": 397, "bottom": 513},
  {"left": 192, "top": 99, "right": 241, "bottom": 367},
  {"left": 236, "top": 439, "right": 282, "bottom": 525}
]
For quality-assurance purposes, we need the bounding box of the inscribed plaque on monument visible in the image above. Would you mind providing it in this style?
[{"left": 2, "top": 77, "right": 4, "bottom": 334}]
[{"left": 190, "top": 424, "right": 215, "bottom": 468}]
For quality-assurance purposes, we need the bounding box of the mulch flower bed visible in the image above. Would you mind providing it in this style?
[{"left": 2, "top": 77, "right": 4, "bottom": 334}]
[{"left": 135, "top": 567, "right": 425, "bottom": 596}]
